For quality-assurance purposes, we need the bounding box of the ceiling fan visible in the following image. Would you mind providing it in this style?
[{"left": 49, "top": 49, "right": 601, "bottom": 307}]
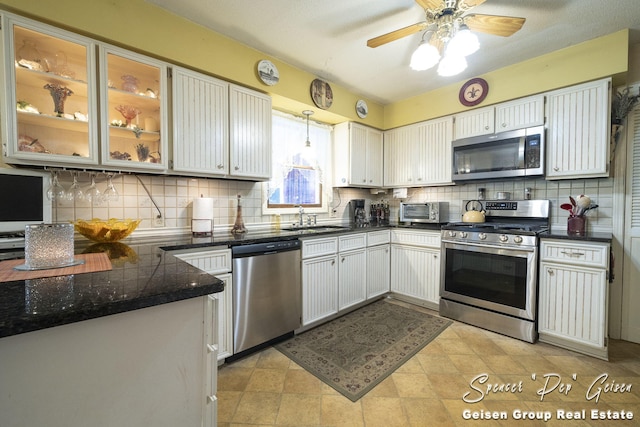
[{"left": 367, "top": 0, "right": 526, "bottom": 75}]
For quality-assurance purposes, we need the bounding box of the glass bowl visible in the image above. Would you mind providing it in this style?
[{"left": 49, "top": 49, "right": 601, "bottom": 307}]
[{"left": 74, "top": 218, "right": 140, "bottom": 243}]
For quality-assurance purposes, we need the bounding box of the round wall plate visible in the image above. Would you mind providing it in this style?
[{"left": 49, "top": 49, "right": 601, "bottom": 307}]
[
  {"left": 310, "top": 78, "right": 333, "bottom": 109},
  {"left": 257, "top": 60, "right": 279, "bottom": 86},
  {"left": 459, "top": 78, "right": 489, "bottom": 107},
  {"left": 356, "top": 99, "right": 368, "bottom": 118}
]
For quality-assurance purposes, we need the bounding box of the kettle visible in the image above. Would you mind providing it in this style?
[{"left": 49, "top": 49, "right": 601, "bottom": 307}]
[{"left": 462, "top": 200, "right": 486, "bottom": 223}]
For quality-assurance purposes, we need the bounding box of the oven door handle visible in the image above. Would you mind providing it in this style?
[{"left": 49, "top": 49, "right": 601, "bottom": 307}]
[{"left": 442, "top": 240, "right": 536, "bottom": 254}]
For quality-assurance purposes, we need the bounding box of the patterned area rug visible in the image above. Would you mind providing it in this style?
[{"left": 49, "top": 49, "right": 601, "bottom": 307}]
[{"left": 275, "top": 299, "right": 452, "bottom": 402}]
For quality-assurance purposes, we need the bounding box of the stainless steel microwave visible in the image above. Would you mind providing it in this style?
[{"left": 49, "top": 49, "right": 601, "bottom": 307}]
[
  {"left": 400, "top": 202, "right": 448, "bottom": 224},
  {"left": 452, "top": 125, "right": 545, "bottom": 182}
]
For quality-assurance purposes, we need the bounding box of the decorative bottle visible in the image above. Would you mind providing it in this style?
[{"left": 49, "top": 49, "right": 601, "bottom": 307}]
[{"left": 231, "top": 194, "right": 247, "bottom": 234}]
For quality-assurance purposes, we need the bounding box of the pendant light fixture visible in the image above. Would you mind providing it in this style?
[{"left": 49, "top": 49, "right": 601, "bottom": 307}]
[{"left": 302, "top": 110, "right": 314, "bottom": 147}]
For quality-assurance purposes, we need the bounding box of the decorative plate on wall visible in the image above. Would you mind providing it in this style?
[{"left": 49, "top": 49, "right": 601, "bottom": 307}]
[
  {"left": 459, "top": 78, "right": 489, "bottom": 107},
  {"left": 356, "top": 99, "right": 368, "bottom": 118},
  {"left": 257, "top": 60, "right": 279, "bottom": 86},
  {"left": 310, "top": 78, "right": 333, "bottom": 110}
]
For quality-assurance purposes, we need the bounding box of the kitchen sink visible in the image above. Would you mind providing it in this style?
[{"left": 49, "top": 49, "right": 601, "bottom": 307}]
[{"left": 281, "top": 225, "right": 350, "bottom": 234}]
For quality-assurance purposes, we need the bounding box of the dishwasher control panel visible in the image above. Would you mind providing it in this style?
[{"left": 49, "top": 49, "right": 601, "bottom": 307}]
[{"left": 232, "top": 239, "right": 301, "bottom": 257}]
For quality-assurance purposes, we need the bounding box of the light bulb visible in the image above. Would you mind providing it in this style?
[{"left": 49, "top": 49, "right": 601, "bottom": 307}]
[
  {"left": 410, "top": 42, "right": 441, "bottom": 71},
  {"left": 437, "top": 54, "right": 467, "bottom": 76},
  {"left": 447, "top": 25, "right": 479, "bottom": 57}
]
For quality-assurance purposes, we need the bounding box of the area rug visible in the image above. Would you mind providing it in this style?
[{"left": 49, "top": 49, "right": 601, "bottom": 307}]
[{"left": 275, "top": 299, "right": 452, "bottom": 402}]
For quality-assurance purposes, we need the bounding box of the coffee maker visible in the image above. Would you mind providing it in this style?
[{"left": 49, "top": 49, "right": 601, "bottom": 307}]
[{"left": 349, "top": 199, "right": 368, "bottom": 227}]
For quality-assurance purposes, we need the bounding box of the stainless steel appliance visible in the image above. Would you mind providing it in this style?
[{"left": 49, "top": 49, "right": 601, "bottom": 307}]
[
  {"left": 0, "top": 168, "right": 51, "bottom": 249},
  {"left": 400, "top": 202, "right": 448, "bottom": 224},
  {"left": 439, "top": 199, "right": 550, "bottom": 343},
  {"left": 452, "top": 125, "right": 544, "bottom": 182},
  {"left": 231, "top": 240, "right": 301, "bottom": 357},
  {"left": 349, "top": 199, "right": 368, "bottom": 227}
]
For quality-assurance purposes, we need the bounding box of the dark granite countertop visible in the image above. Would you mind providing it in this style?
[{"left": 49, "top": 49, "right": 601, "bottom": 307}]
[
  {"left": 0, "top": 240, "right": 225, "bottom": 339},
  {"left": 540, "top": 230, "right": 613, "bottom": 243},
  {"left": 0, "top": 224, "right": 443, "bottom": 339}
]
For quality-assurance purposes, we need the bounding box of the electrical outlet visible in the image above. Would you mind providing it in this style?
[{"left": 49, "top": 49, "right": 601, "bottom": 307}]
[
  {"left": 330, "top": 209, "right": 337, "bottom": 218},
  {"left": 153, "top": 217, "right": 165, "bottom": 227}
]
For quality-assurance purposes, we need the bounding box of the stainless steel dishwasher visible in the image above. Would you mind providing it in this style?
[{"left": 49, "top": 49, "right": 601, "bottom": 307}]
[{"left": 231, "top": 239, "right": 301, "bottom": 356}]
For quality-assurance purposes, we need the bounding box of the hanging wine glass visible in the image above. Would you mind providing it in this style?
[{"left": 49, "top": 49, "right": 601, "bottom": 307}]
[
  {"left": 46, "top": 171, "right": 66, "bottom": 201},
  {"left": 103, "top": 174, "right": 119, "bottom": 202},
  {"left": 84, "top": 173, "right": 101, "bottom": 204},
  {"left": 65, "top": 172, "right": 84, "bottom": 202}
]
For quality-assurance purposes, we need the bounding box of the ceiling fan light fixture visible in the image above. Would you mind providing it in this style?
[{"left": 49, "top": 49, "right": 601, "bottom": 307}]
[
  {"left": 437, "top": 53, "right": 467, "bottom": 76},
  {"left": 446, "top": 24, "right": 479, "bottom": 57},
  {"left": 410, "top": 41, "right": 441, "bottom": 71}
]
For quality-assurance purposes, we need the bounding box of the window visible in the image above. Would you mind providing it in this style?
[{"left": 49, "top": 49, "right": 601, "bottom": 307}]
[{"left": 263, "top": 112, "right": 332, "bottom": 214}]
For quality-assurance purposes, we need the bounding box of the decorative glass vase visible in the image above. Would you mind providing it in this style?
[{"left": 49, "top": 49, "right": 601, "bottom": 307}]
[
  {"left": 44, "top": 83, "right": 73, "bottom": 116},
  {"left": 17, "top": 39, "right": 48, "bottom": 72},
  {"left": 231, "top": 194, "right": 247, "bottom": 234},
  {"left": 567, "top": 216, "right": 586, "bottom": 236}
]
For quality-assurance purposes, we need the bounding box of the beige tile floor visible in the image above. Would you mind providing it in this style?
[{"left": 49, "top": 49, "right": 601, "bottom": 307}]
[{"left": 217, "top": 301, "right": 640, "bottom": 427}]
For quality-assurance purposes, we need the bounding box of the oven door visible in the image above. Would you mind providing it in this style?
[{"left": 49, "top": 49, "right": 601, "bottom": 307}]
[{"left": 440, "top": 240, "right": 538, "bottom": 320}]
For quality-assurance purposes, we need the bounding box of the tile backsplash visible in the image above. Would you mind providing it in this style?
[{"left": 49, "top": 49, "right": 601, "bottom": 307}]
[{"left": 52, "top": 173, "right": 614, "bottom": 235}]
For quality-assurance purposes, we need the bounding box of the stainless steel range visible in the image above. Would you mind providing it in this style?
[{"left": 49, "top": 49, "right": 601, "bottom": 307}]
[{"left": 439, "top": 199, "right": 550, "bottom": 343}]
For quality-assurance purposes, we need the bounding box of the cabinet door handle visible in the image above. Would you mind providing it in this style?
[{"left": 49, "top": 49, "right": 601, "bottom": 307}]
[
  {"left": 234, "top": 166, "right": 240, "bottom": 170},
  {"left": 341, "top": 257, "right": 345, "bottom": 263},
  {"left": 484, "top": 125, "right": 490, "bottom": 130},
  {"left": 217, "top": 164, "right": 224, "bottom": 169},
  {"left": 548, "top": 269, "right": 554, "bottom": 275},
  {"left": 560, "top": 250, "right": 585, "bottom": 257},
  {"left": 206, "top": 396, "right": 216, "bottom": 404},
  {"left": 331, "top": 260, "right": 335, "bottom": 265},
  {"left": 553, "top": 167, "right": 560, "bottom": 171},
  {"left": 501, "top": 123, "right": 507, "bottom": 127},
  {"left": 207, "top": 344, "right": 217, "bottom": 353}
]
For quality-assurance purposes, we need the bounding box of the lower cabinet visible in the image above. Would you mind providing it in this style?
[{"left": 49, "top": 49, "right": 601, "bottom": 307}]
[
  {"left": 338, "top": 248, "right": 367, "bottom": 310},
  {"left": 302, "top": 253, "right": 339, "bottom": 325},
  {"left": 0, "top": 297, "right": 215, "bottom": 427},
  {"left": 171, "top": 247, "right": 233, "bottom": 361},
  {"left": 390, "top": 229, "right": 441, "bottom": 310},
  {"left": 538, "top": 239, "right": 610, "bottom": 360},
  {"left": 367, "top": 229, "right": 391, "bottom": 299}
]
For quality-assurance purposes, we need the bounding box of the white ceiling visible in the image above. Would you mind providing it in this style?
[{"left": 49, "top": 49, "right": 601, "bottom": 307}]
[{"left": 146, "top": 0, "right": 640, "bottom": 105}]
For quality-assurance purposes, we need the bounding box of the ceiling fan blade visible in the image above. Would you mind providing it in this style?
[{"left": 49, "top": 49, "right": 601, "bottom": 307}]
[
  {"left": 414, "top": 0, "right": 442, "bottom": 11},
  {"left": 464, "top": 14, "right": 526, "bottom": 37},
  {"left": 367, "top": 22, "right": 428, "bottom": 48}
]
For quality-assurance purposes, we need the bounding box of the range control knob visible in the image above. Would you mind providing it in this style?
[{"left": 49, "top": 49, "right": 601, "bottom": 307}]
[
  {"left": 513, "top": 235, "right": 523, "bottom": 244},
  {"left": 499, "top": 234, "right": 508, "bottom": 242},
  {"left": 447, "top": 230, "right": 457, "bottom": 238},
  {"left": 460, "top": 231, "right": 468, "bottom": 238},
  {"left": 478, "top": 232, "right": 487, "bottom": 240}
]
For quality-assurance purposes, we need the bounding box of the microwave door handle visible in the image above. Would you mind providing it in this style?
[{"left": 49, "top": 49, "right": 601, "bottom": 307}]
[{"left": 517, "top": 136, "right": 526, "bottom": 168}]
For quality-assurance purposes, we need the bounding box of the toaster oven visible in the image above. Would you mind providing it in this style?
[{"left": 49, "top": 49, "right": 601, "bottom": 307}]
[{"left": 400, "top": 202, "right": 448, "bottom": 224}]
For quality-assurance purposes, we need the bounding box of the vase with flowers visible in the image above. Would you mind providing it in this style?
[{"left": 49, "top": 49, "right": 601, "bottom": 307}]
[
  {"left": 561, "top": 195, "right": 598, "bottom": 236},
  {"left": 611, "top": 86, "right": 640, "bottom": 151}
]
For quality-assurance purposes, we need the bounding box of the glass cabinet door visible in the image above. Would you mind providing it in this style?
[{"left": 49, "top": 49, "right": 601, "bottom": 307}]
[
  {"left": 4, "top": 17, "right": 99, "bottom": 165},
  {"left": 99, "top": 46, "right": 167, "bottom": 171}
]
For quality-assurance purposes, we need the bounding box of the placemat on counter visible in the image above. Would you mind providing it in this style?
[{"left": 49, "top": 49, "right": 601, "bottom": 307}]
[{"left": 0, "top": 253, "right": 112, "bottom": 282}]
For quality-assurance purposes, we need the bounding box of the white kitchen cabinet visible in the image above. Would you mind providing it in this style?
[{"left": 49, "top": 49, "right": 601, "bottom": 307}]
[
  {"left": 538, "top": 239, "right": 610, "bottom": 360},
  {"left": 99, "top": 44, "right": 169, "bottom": 172},
  {"left": 338, "top": 233, "right": 367, "bottom": 310},
  {"left": 334, "top": 122, "right": 383, "bottom": 188},
  {"left": 172, "top": 247, "right": 233, "bottom": 361},
  {"left": 366, "top": 229, "right": 391, "bottom": 299},
  {"left": 454, "top": 94, "right": 544, "bottom": 140},
  {"left": 0, "top": 297, "right": 216, "bottom": 427},
  {"left": 172, "top": 66, "right": 229, "bottom": 176},
  {"left": 545, "top": 78, "right": 610, "bottom": 179},
  {"left": 2, "top": 15, "right": 100, "bottom": 167},
  {"left": 383, "top": 116, "right": 453, "bottom": 187},
  {"left": 229, "top": 84, "right": 272, "bottom": 180},
  {"left": 454, "top": 105, "right": 494, "bottom": 139},
  {"left": 302, "top": 236, "right": 339, "bottom": 327},
  {"left": 390, "top": 229, "right": 441, "bottom": 310}
]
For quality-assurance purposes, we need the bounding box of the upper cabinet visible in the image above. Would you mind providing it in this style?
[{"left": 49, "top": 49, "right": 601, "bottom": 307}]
[
  {"left": 454, "top": 95, "right": 544, "bottom": 140},
  {"left": 545, "top": 78, "right": 610, "bottom": 180},
  {"left": 172, "top": 66, "right": 229, "bottom": 177},
  {"left": 384, "top": 116, "right": 453, "bottom": 187},
  {"left": 99, "top": 45, "right": 168, "bottom": 172},
  {"left": 334, "top": 122, "right": 383, "bottom": 188},
  {"left": 2, "top": 15, "right": 99, "bottom": 166},
  {"left": 173, "top": 69, "right": 271, "bottom": 180},
  {"left": 229, "top": 85, "right": 272, "bottom": 180}
]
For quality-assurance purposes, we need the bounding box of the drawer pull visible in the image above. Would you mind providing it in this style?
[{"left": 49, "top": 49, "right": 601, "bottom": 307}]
[
  {"left": 206, "top": 395, "right": 216, "bottom": 404},
  {"left": 207, "top": 344, "right": 217, "bottom": 353},
  {"left": 560, "top": 250, "right": 585, "bottom": 257}
]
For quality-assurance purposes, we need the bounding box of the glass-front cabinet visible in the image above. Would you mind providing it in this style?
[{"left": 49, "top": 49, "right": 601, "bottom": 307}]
[
  {"left": 99, "top": 46, "right": 167, "bottom": 171},
  {"left": 2, "top": 16, "right": 99, "bottom": 166}
]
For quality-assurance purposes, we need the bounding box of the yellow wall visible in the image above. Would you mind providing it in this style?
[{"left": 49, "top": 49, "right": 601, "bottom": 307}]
[{"left": 0, "top": 1, "right": 631, "bottom": 130}]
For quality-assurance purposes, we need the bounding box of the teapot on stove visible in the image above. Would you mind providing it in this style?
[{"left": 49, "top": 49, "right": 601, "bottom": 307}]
[{"left": 462, "top": 200, "right": 486, "bottom": 223}]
